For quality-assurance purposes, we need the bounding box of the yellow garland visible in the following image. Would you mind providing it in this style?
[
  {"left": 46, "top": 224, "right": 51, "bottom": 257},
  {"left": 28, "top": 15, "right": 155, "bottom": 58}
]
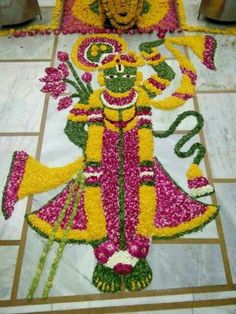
[
  {"left": 137, "top": 0, "right": 169, "bottom": 29},
  {"left": 27, "top": 186, "right": 107, "bottom": 241},
  {"left": 72, "top": 0, "right": 105, "bottom": 28},
  {"left": 176, "top": 0, "right": 236, "bottom": 36},
  {"left": 18, "top": 156, "right": 84, "bottom": 199},
  {"left": 0, "top": 0, "right": 63, "bottom": 37}
]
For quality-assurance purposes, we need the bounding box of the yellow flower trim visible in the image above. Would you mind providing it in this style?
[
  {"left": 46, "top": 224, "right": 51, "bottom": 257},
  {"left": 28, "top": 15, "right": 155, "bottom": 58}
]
[
  {"left": 72, "top": 0, "right": 105, "bottom": 28},
  {"left": 67, "top": 114, "right": 88, "bottom": 123},
  {"left": 18, "top": 156, "right": 84, "bottom": 199},
  {"left": 186, "top": 163, "right": 203, "bottom": 180},
  {"left": 121, "top": 107, "right": 136, "bottom": 121},
  {"left": 86, "top": 125, "right": 104, "bottom": 162},
  {"left": 137, "top": 0, "right": 169, "bottom": 29},
  {"left": 135, "top": 71, "right": 143, "bottom": 86},
  {"left": 101, "top": 0, "right": 143, "bottom": 30},
  {"left": 0, "top": 0, "right": 63, "bottom": 37},
  {"left": 104, "top": 108, "right": 119, "bottom": 121},
  {"left": 104, "top": 117, "right": 138, "bottom": 132},
  {"left": 89, "top": 89, "right": 104, "bottom": 108},
  {"left": 138, "top": 204, "right": 218, "bottom": 238},
  {"left": 176, "top": 0, "right": 236, "bottom": 36},
  {"left": 27, "top": 186, "right": 107, "bottom": 241},
  {"left": 98, "top": 73, "right": 105, "bottom": 86},
  {"left": 71, "top": 34, "right": 127, "bottom": 72},
  {"left": 136, "top": 185, "right": 157, "bottom": 235},
  {"left": 138, "top": 128, "right": 154, "bottom": 161},
  {"left": 136, "top": 87, "right": 150, "bottom": 107}
]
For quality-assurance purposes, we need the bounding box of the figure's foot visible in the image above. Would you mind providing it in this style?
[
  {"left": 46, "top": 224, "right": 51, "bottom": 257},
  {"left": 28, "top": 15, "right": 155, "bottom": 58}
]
[
  {"left": 124, "top": 259, "right": 152, "bottom": 291},
  {"left": 2, "top": 151, "right": 28, "bottom": 219},
  {"left": 92, "top": 263, "right": 121, "bottom": 293}
]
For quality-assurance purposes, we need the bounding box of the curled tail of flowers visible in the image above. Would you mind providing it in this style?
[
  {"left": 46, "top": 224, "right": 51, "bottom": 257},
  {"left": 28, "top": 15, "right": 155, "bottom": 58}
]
[{"left": 153, "top": 111, "right": 214, "bottom": 198}]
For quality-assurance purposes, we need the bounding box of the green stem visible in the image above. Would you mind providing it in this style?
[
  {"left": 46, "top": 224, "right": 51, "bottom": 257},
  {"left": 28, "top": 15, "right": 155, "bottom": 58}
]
[
  {"left": 42, "top": 174, "right": 85, "bottom": 298},
  {"left": 153, "top": 111, "right": 205, "bottom": 165},
  {"left": 64, "top": 78, "right": 83, "bottom": 95},
  {"left": 67, "top": 61, "right": 90, "bottom": 99},
  {"left": 27, "top": 178, "right": 80, "bottom": 299}
]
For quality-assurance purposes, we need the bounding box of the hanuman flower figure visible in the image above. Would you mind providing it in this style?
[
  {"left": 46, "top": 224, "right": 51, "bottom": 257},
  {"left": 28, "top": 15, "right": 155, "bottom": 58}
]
[{"left": 2, "top": 34, "right": 218, "bottom": 297}]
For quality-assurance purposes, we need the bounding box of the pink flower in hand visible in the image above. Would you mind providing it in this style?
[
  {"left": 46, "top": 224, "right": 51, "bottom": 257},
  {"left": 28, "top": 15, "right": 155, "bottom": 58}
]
[
  {"left": 57, "top": 51, "right": 69, "bottom": 62},
  {"left": 81, "top": 72, "right": 92, "bottom": 83}
]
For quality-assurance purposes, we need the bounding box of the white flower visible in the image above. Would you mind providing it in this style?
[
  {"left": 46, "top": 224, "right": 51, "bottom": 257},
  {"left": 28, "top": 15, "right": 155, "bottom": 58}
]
[{"left": 105, "top": 250, "right": 138, "bottom": 268}]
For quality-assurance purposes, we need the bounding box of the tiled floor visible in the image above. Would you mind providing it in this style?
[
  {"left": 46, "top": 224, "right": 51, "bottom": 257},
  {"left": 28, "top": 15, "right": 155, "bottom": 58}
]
[{"left": 0, "top": 1, "right": 236, "bottom": 313}]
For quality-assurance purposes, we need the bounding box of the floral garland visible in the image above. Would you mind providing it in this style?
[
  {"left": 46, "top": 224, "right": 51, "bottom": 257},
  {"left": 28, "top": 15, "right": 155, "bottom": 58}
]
[
  {"left": 176, "top": 0, "right": 236, "bottom": 36},
  {"left": 61, "top": 0, "right": 179, "bottom": 36},
  {"left": 0, "top": 0, "right": 63, "bottom": 37},
  {"left": 2, "top": 34, "right": 219, "bottom": 296}
]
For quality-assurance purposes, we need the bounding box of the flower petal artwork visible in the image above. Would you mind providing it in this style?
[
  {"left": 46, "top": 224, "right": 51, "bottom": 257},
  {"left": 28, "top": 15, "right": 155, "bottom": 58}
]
[{"left": 1, "top": 34, "right": 219, "bottom": 297}]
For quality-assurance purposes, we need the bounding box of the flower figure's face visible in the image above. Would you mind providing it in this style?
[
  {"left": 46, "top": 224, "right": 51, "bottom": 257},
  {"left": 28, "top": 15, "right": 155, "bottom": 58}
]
[{"left": 103, "top": 66, "right": 137, "bottom": 93}]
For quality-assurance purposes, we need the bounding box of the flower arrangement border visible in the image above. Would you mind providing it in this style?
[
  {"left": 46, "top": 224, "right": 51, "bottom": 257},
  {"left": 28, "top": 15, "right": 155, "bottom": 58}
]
[
  {"left": 0, "top": 0, "right": 63, "bottom": 37},
  {"left": 176, "top": 0, "right": 236, "bottom": 36}
]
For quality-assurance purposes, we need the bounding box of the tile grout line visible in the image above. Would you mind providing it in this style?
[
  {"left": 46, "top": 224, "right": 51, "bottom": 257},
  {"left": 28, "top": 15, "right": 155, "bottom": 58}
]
[
  {"left": 193, "top": 95, "right": 234, "bottom": 287},
  {"left": 0, "top": 240, "right": 20, "bottom": 246},
  {"left": 0, "top": 132, "right": 39, "bottom": 137},
  {"left": 9, "top": 35, "right": 59, "bottom": 302},
  {"left": 1, "top": 284, "right": 235, "bottom": 307}
]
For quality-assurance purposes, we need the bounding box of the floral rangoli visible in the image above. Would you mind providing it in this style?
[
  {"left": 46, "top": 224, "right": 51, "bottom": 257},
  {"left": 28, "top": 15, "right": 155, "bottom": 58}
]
[{"left": 1, "top": 34, "right": 218, "bottom": 297}]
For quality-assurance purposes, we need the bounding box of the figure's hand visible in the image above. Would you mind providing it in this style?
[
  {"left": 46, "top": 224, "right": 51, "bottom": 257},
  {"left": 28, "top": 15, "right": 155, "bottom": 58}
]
[{"left": 139, "top": 40, "right": 164, "bottom": 54}]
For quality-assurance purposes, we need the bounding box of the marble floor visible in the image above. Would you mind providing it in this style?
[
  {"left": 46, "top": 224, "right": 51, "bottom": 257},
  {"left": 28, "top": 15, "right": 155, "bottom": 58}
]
[{"left": 0, "top": 2, "right": 236, "bottom": 313}]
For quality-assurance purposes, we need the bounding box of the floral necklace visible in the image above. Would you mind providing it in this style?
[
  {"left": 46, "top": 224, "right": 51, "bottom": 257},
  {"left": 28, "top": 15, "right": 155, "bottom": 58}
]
[{"left": 101, "top": 88, "right": 138, "bottom": 110}]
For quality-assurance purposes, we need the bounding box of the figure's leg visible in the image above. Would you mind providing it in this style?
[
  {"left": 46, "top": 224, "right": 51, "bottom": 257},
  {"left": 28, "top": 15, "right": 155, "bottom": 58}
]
[{"left": 2, "top": 151, "right": 84, "bottom": 219}]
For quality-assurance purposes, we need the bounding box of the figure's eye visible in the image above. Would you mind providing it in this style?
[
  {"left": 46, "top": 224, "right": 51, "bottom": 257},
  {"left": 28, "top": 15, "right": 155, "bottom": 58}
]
[
  {"left": 105, "top": 75, "right": 117, "bottom": 79},
  {"left": 123, "top": 74, "right": 135, "bottom": 78}
]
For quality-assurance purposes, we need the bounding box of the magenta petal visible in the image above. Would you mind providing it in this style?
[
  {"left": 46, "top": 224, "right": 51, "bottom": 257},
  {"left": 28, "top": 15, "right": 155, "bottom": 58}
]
[
  {"left": 81, "top": 72, "right": 92, "bottom": 83},
  {"left": 57, "top": 51, "right": 69, "bottom": 62},
  {"left": 57, "top": 96, "right": 73, "bottom": 111}
]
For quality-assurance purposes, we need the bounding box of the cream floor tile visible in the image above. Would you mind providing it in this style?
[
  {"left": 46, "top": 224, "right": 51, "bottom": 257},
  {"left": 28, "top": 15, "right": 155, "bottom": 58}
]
[
  {"left": 193, "top": 305, "right": 236, "bottom": 314},
  {"left": 118, "top": 311, "right": 192, "bottom": 314},
  {"left": 0, "top": 136, "right": 38, "bottom": 240},
  {"left": 193, "top": 290, "right": 236, "bottom": 301},
  {"left": 0, "top": 35, "right": 54, "bottom": 60},
  {"left": 197, "top": 93, "right": 236, "bottom": 178},
  {"left": 0, "top": 246, "right": 18, "bottom": 300},
  {"left": 18, "top": 231, "right": 98, "bottom": 298},
  {"left": 0, "top": 304, "right": 52, "bottom": 313},
  {"left": 187, "top": 34, "right": 236, "bottom": 91},
  {"left": 147, "top": 244, "right": 226, "bottom": 290},
  {"left": 0, "top": 62, "right": 49, "bottom": 132},
  {"left": 215, "top": 183, "right": 236, "bottom": 283}
]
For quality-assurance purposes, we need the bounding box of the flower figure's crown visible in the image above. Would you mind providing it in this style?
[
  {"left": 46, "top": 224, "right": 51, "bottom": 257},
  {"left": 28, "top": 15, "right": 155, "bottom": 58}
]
[{"left": 98, "top": 51, "right": 144, "bottom": 71}]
